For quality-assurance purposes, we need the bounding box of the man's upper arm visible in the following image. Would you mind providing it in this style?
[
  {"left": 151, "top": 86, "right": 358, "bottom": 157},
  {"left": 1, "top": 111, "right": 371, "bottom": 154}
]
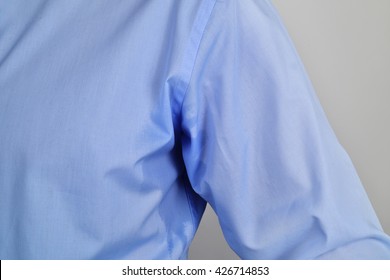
[{"left": 180, "top": 0, "right": 390, "bottom": 259}]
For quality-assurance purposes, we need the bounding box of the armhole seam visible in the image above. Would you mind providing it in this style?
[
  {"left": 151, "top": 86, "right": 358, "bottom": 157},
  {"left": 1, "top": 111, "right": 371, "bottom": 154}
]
[{"left": 173, "top": 0, "right": 217, "bottom": 118}]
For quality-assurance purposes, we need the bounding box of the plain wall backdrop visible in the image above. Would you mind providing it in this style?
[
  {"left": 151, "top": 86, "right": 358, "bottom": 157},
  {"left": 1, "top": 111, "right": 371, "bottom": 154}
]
[{"left": 189, "top": 0, "right": 390, "bottom": 259}]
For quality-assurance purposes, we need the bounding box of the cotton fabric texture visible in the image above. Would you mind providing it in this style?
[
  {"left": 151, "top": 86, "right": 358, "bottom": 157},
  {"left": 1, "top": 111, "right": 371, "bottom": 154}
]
[{"left": 1, "top": 0, "right": 390, "bottom": 259}]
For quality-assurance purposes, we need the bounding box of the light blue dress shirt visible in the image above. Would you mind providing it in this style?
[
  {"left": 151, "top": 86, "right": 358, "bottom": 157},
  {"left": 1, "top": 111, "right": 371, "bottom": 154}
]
[{"left": 1, "top": 0, "right": 390, "bottom": 259}]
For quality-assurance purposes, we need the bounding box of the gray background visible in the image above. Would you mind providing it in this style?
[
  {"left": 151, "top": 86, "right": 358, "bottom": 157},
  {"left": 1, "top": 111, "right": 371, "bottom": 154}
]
[{"left": 189, "top": 0, "right": 390, "bottom": 259}]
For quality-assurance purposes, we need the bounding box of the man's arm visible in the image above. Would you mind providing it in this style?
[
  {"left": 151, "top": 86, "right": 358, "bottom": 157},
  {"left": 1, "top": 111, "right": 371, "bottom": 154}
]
[{"left": 181, "top": 0, "right": 390, "bottom": 259}]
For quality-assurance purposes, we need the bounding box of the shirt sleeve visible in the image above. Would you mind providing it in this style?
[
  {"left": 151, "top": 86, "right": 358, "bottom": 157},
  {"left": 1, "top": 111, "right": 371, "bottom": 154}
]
[{"left": 180, "top": 0, "right": 390, "bottom": 259}]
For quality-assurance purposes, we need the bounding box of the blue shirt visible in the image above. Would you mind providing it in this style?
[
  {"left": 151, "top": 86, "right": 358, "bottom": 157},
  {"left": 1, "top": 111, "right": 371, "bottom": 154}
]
[{"left": 1, "top": 0, "right": 389, "bottom": 260}]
